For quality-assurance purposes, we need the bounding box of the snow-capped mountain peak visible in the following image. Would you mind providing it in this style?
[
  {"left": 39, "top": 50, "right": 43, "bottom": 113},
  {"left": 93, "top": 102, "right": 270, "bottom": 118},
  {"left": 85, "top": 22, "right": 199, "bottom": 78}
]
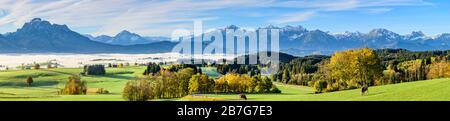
[
  {"left": 434, "top": 33, "right": 450, "bottom": 40},
  {"left": 281, "top": 25, "right": 307, "bottom": 32},
  {"left": 405, "top": 31, "right": 427, "bottom": 40},
  {"left": 18, "top": 18, "right": 70, "bottom": 33},
  {"left": 262, "top": 25, "right": 280, "bottom": 29},
  {"left": 368, "top": 28, "right": 401, "bottom": 39}
]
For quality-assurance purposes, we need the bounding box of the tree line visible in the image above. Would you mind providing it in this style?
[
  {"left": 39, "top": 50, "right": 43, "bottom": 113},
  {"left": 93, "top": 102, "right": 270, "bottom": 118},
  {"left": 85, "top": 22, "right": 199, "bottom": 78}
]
[
  {"left": 216, "top": 64, "right": 260, "bottom": 77},
  {"left": 123, "top": 64, "right": 279, "bottom": 101}
]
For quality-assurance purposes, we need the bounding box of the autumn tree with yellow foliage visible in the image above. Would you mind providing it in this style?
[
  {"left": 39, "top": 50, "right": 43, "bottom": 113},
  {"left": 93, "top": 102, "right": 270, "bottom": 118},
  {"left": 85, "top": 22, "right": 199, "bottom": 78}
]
[
  {"left": 313, "top": 48, "right": 383, "bottom": 93},
  {"left": 427, "top": 60, "right": 450, "bottom": 79},
  {"left": 329, "top": 48, "right": 383, "bottom": 87},
  {"left": 215, "top": 74, "right": 279, "bottom": 93},
  {"left": 189, "top": 73, "right": 215, "bottom": 94}
]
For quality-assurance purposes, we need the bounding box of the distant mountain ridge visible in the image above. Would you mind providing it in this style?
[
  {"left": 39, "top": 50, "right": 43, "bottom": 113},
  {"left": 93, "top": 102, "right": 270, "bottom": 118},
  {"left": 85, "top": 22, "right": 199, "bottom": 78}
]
[
  {"left": 1, "top": 18, "right": 450, "bottom": 55},
  {"left": 198, "top": 25, "right": 450, "bottom": 56},
  {"left": 255, "top": 25, "right": 450, "bottom": 56},
  {"left": 0, "top": 18, "right": 176, "bottom": 53},
  {"left": 274, "top": 26, "right": 447, "bottom": 56},
  {"left": 86, "top": 30, "right": 170, "bottom": 46}
]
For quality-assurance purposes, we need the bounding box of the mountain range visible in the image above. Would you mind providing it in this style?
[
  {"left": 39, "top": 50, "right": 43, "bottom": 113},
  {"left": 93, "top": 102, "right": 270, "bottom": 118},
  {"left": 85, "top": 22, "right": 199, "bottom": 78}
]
[
  {"left": 269, "top": 25, "right": 449, "bottom": 56},
  {"left": 1, "top": 18, "right": 450, "bottom": 56},
  {"left": 0, "top": 18, "right": 176, "bottom": 53},
  {"left": 84, "top": 30, "right": 170, "bottom": 46}
]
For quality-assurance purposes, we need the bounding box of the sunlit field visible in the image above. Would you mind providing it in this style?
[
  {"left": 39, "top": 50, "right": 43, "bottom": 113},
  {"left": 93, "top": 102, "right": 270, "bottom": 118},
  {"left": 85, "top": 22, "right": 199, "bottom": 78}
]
[{"left": 1, "top": 66, "right": 449, "bottom": 101}]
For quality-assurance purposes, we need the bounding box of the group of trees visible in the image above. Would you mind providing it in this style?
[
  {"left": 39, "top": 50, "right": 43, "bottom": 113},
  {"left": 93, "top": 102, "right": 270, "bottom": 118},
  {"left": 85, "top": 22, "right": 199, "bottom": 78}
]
[
  {"left": 123, "top": 79, "right": 153, "bottom": 101},
  {"left": 16, "top": 61, "right": 59, "bottom": 70},
  {"left": 123, "top": 64, "right": 281, "bottom": 101},
  {"left": 188, "top": 73, "right": 215, "bottom": 94},
  {"left": 107, "top": 62, "right": 139, "bottom": 68},
  {"left": 216, "top": 64, "right": 260, "bottom": 76},
  {"left": 166, "top": 64, "right": 202, "bottom": 74},
  {"left": 272, "top": 55, "right": 328, "bottom": 85},
  {"left": 123, "top": 67, "right": 200, "bottom": 101},
  {"left": 142, "top": 63, "right": 161, "bottom": 75},
  {"left": 303, "top": 48, "right": 384, "bottom": 93},
  {"left": 376, "top": 48, "right": 450, "bottom": 67},
  {"left": 427, "top": 58, "right": 450, "bottom": 79},
  {"left": 215, "top": 74, "right": 280, "bottom": 93},
  {"left": 321, "top": 48, "right": 383, "bottom": 92},
  {"left": 381, "top": 56, "right": 450, "bottom": 84},
  {"left": 394, "top": 59, "right": 427, "bottom": 82},
  {"left": 143, "top": 63, "right": 202, "bottom": 76},
  {"left": 82, "top": 65, "right": 106, "bottom": 75}
]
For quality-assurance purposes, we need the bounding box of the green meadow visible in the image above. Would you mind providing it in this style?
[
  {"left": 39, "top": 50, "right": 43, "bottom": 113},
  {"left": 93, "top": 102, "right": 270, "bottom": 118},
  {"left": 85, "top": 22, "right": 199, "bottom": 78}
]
[
  {"left": 201, "top": 78, "right": 450, "bottom": 101},
  {"left": 0, "top": 67, "right": 449, "bottom": 101}
]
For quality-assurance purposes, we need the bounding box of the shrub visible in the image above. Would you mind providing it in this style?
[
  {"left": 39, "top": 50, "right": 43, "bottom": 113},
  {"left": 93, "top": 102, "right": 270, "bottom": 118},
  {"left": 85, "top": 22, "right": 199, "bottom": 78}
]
[
  {"left": 61, "top": 76, "right": 87, "bottom": 95},
  {"left": 34, "top": 64, "right": 40, "bottom": 70},
  {"left": 313, "top": 80, "right": 327, "bottom": 93},
  {"left": 325, "top": 83, "right": 339, "bottom": 92},
  {"left": 261, "top": 76, "right": 274, "bottom": 93},
  {"left": 26, "top": 76, "right": 33, "bottom": 86}
]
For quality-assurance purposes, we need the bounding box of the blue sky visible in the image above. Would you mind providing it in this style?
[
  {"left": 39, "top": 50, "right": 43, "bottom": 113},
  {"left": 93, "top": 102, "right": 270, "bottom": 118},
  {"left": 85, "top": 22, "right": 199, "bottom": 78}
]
[{"left": 0, "top": 0, "right": 448, "bottom": 37}]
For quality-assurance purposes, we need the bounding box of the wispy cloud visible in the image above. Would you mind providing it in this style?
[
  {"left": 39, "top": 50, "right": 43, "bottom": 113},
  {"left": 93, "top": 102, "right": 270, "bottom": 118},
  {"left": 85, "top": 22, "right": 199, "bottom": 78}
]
[
  {"left": 272, "top": 0, "right": 360, "bottom": 11},
  {"left": 268, "top": 0, "right": 431, "bottom": 24},
  {"left": 272, "top": 0, "right": 431, "bottom": 10},
  {"left": 271, "top": 11, "right": 316, "bottom": 24},
  {"left": 0, "top": 0, "right": 434, "bottom": 36},
  {"left": 366, "top": 8, "right": 393, "bottom": 14},
  {"left": 0, "top": 0, "right": 265, "bottom": 36}
]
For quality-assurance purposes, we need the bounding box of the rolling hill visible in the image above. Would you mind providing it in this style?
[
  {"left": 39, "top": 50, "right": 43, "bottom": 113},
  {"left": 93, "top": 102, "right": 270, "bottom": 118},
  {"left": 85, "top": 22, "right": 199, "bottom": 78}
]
[
  {"left": 202, "top": 78, "right": 450, "bottom": 101},
  {"left": 1, "top": 66, "right": 449, "bottom": 101}
]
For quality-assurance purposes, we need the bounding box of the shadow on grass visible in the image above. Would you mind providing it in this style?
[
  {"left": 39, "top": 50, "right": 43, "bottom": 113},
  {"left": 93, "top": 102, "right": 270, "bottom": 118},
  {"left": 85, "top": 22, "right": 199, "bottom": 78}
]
[
  {"left": 107, "top": 71, "right": 134, "bottom": 75},
  {"left": 0, "top": 80, "right": 59, "bottom": 87},
  {"left": 225, "top": 98, "right": 258, "bottom": 101},
  {"left": 363, "top": 91, "right": 384, "bottom": 96},
  {"left": 95, "top": 74, "right": 137, "bottom": 80},
  {"left": 13, "top": 72, "right": 60, "bottom": 78},
  {"left": 0, "top": 95, "right": 60, "bottom": 99},
  {"left": 39, "top": 69, "right": 77, "bottom": 76},
  {"left": 0, "top": 92, "right": 16, "bottom": 95}
]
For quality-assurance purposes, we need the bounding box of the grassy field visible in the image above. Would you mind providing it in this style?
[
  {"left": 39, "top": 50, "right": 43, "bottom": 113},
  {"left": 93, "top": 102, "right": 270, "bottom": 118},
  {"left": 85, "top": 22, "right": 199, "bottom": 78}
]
[
  {"left": 0, "top": 67, "right": 145, "bottom": 101},
  {"left": 199, "top": 79, "right": 450, "bottom": 101},
  {"left": 1, "top": 66, "right": 450, "bottom": 101}
]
